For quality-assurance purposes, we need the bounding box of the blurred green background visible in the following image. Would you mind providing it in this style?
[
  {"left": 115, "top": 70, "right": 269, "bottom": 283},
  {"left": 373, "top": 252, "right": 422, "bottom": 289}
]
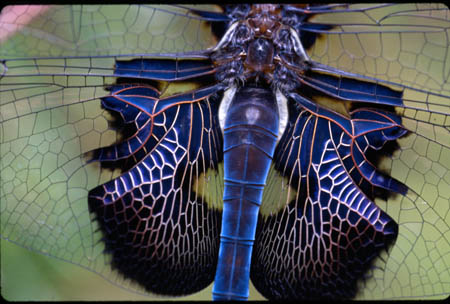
[{"left": 1, "top": 239, "right": 264, "bottom": 300}]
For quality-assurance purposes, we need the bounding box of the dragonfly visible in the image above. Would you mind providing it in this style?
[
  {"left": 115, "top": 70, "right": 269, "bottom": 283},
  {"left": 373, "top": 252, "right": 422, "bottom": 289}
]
[{"left": 1, "top": 4, "right": 449, "bottom": 300}]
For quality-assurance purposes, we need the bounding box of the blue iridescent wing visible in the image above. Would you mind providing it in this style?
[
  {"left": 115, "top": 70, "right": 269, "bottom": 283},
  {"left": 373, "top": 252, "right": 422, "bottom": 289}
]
[
  {"left": 251, "top": 84, "right": 405, "bottom": 299},
  {"left": 88, "top": 81, "right": 223, "bottom": 295},
  {"left": 84, "top": 48, "right": 224, "bottom": 295}
]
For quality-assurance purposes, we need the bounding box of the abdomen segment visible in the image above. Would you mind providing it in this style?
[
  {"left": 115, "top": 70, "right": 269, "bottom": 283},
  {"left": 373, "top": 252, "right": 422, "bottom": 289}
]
[{"left": 213, "top": 86, "right": 280, "bottom": 300}]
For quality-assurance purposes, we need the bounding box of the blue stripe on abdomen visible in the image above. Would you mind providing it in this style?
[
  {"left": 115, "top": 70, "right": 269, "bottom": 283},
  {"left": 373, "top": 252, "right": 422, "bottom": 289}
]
[{"left": 212, "top": 86, "right": 280, "bottom": 300}]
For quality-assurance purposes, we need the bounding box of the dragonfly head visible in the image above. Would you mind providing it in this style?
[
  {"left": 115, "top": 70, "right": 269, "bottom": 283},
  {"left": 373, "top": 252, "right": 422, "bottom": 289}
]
[{"left": 247, "top": 4, "right": 281, "bottom": 38}]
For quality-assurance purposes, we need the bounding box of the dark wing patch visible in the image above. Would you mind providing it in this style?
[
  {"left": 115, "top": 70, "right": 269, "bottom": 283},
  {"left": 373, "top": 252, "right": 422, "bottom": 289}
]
[
  {"left": 88, "top": 79, "right": 224, "bottom": 295},
  {"left": 251, "top": 93, "right": 404, "bottom": 299}
]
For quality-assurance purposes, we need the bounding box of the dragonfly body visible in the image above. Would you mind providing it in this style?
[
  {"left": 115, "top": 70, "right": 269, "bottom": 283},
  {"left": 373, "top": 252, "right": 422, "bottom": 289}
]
[
  {"left": 1, "top": 4, "right": 449, "bottom": 301},
  {"left": 213, "top": 86, "right": 280, "bottom": 300}
]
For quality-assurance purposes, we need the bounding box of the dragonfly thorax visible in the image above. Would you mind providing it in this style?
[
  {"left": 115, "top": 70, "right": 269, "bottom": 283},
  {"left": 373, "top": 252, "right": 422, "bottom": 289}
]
[{"left": 211, "top": 4, "right": 310, "bottom": 94}]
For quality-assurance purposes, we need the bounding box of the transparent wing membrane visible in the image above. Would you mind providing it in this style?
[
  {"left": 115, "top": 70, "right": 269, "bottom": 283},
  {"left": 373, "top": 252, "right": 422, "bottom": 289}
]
[
  {"left": 1, "top": 4, "right": 449, "bottom": 300},
  {"left": 0, "top": 5, "right": 220, "bottom": 57}
]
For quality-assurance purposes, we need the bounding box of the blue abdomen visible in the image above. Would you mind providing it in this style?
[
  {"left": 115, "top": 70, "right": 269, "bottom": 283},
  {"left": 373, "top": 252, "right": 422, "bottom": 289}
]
[{"left": 212, "top": 86, "right": 280, "bottom": 300}]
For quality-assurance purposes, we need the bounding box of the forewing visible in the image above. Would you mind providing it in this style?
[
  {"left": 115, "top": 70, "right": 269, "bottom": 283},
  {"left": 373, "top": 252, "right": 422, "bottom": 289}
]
[{"left": 0, "top": 5, "right": 219, "bottom": 57}]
